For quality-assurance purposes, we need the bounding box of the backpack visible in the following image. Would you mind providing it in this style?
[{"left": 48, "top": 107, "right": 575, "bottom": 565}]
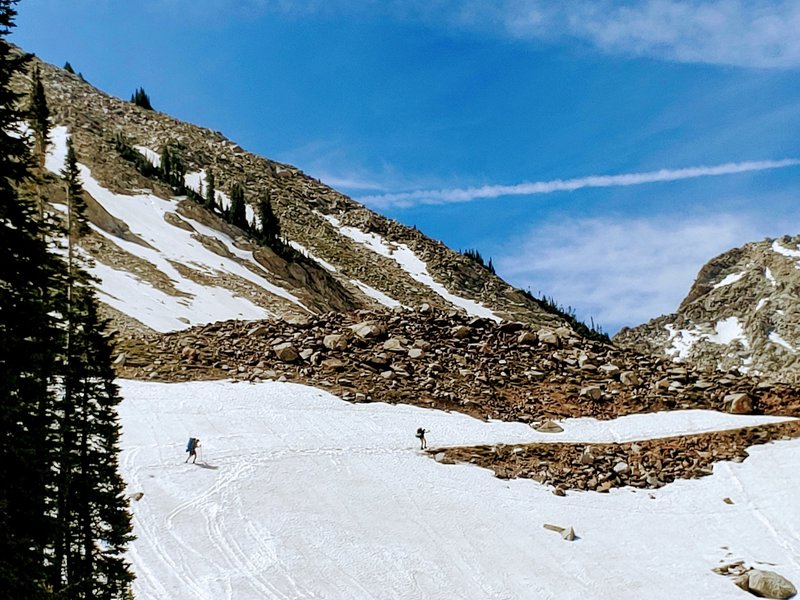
[
  {"left": 187, "top": 437, "right": 197, "bottom": 452},
  {"left": 416, "top": 428, "right": 425, "bottom": 438}
]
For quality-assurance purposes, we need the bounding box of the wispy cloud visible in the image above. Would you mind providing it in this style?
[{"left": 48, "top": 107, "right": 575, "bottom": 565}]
[
  {"left": 495, "top": 214, "right": 764, "bottom": 334},
  {"left": 153, "top": 1, "right": 800, "bottom": 68},
  {"left": 357, "top": 159, "right": 800, "bottom": 209}
]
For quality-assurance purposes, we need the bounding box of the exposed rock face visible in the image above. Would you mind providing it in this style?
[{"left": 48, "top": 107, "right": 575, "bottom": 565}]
[
  {"left": 615, "top": 236, "right": 800, "bottom": 383},
  {"left": 745, "top": 569, "right": 797, "bottom": 599}
]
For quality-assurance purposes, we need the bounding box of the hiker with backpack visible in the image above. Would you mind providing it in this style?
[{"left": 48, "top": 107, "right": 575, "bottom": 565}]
[
  {"left": 415, "top": 427, "right": 427, "bottom": 450},
  {"left": 186, "top": 437, "right": 201, "bottom": 463}
]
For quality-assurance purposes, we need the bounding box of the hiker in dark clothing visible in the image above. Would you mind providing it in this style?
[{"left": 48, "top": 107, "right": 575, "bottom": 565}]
[
  {"left": 186, "top": 437, "right": 200, "bottom": 463},
  {"left": 415, "top": 428, "right": 427, "bottom": 450}
]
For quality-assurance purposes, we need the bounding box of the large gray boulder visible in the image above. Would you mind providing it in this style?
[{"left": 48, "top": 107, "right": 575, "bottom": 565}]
[{"left": 747, "top": 569, "right": 797, "bottom": 599}]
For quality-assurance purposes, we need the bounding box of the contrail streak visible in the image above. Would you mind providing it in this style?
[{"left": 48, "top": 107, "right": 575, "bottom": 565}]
[{"left": 358, "top": 159, "right": 800, "bottom": 208}]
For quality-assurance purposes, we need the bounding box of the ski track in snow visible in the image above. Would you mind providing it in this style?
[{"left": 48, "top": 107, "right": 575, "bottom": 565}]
[{"left": 118, "top": 379, "right": 800, "bottom": 600}]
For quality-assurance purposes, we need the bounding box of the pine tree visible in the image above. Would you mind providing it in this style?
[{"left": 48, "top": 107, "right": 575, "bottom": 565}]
[
  {"left": 0, "top": 2, "right": 63, "bottom": 596},
  {"left": 229, "top": 182, "right": 247, "bottom": 229},
  {"left": 28, "top": 63, "right": 49, "bottom": 170},
  {"left": 54, "top": 137, "right": 134, "bottom": 599},
  {"left": 129, "top": 86, "right": 152, "bottom": 110},
  {"left": 204, "top": 169, "right": 216, "bottom": 210},
  {"left": 257, "top": 191, "right": 280, "bottom": 246},
  {"left": 63, "top": 61, "right": 74, "bottom": 74}
]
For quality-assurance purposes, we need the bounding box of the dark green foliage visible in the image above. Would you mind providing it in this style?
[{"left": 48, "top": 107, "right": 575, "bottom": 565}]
[
  {"left": 229, "top": 182, "right": 247, "bottom": 229},
  {"left": 526, "top": 289, "right": 609, "bottom": 343},
  {"left": 204, "top": 169, "right": 216, "bottom": 210},
  {"left": 63, "top": 137, "right": 89, "bottom": 237},
  {"left": 63, "top": 61, "right": 74, "bottom": 73},
  {"left": 112, "top": 132, "right": 160, "bottom": 178},
  {"left": 28, "top": 63, "right": 49, "bottom": 170},
  {"left": 129, "top": 86, "right": 152, "bottom": 110},
  {"left": 0, "top": 6, "right": 135, "bottom": 595},
  {"left": 159, "top": 144, "right": 185, "bottom": 188},
  {"left": 256, "top": 191, "right": 280, "bottom": 245},
  {"left": 0, "top": 2, "right": 62, "bottom": 596},
  {"left": 53, "top": 141, "right": 134, "bottom": 599},
  {"left": 461, "top": 248, "right": 495, "bottom": 273}
]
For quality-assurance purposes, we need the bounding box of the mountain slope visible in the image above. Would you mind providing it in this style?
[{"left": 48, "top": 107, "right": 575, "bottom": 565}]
[
  {"left": 28, "top": 56, "right": 569, "bottom": 335},
  {"left": 615, "top": 235, "right": 800, "bottom": 382}
]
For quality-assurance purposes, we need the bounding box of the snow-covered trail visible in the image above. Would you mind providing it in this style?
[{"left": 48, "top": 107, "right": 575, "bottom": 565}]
[{"left": 118, "top": 380, "right": 800, "bottom": 600}]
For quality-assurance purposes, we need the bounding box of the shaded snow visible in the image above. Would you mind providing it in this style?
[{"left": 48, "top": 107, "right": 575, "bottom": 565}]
[
  {"left": 118, "top": 379, "right": 800, "bottom": 600},
  {"left": 712, "top": 271, "right": 744, "bottom": 289},
  {"left": 756, "top": 298, "right": 768, "bottom": 311},
  {"left": 134, "top": 145, "right": 161, "bottom": 167},
  {"left": 322, "top": 213, "right": 500, "bottom": 321}
]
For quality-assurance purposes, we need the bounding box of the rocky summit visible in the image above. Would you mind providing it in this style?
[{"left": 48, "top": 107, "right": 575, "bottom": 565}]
[{"left": 615, "top": 235, "right": 800, "bottom": 383}]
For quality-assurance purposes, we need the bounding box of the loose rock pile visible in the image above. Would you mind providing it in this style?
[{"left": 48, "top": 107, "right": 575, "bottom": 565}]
[
  {"left": 436, "top": 420, "right": 800, "bottom": 492},
  {"left": 115, "top": 306, "right": 800, "bottom": 422}
]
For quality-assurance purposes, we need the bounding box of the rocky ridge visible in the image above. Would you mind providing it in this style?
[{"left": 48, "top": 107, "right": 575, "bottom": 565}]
[
  {"left": 25, "top": 54, "right": 568, "bottom": 331},
  {"left": 615, "top": 235, "right": 800, "bottom": 383},
  {"left": 115, "top": 306, "right": 800, "bottom": 423}
]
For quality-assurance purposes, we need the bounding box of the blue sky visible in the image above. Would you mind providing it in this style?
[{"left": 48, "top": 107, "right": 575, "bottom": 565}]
[{"left": 15, "top": 1, "right": 800, "bottom": 333}]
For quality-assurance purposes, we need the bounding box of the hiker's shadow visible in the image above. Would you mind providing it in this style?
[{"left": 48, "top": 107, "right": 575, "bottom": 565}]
[{"left": 195, "top": 462, "right": 219, "bottom": 470}]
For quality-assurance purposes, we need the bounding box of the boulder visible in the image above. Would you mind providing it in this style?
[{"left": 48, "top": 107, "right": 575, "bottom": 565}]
[
  {"left": 383, "top": 337, "right": 406, "bottom": 352},
  {"left": 273, "top": 342, "right": 299, "bottom": 362},
  {"left": 620, "top": 371, "right": 641, "bottom": 387},
  {"left": 350, "top": 321, "right": 384, "bottom": 339},
  {"left": 323, "top": 334, "right": 348, "bottom": 351},
  {"left": 580, "top": 386, "right": 603, "bottom": 401},
  {"left": 747, "top": 569, "right": 797, "bottom": 599},
  {"left": 452, "top": 325, "right": 472, "bottom": 339},
  {"left": 538, "top": 329, "right": 559, "bottom": 346},
  {"left": 321, "top": 358, "right": 345, "bottom": 371},
  {"left": 535, "top": 420, "right": 564, "bottom": 433},
  {"left": 247, "top": 325, "right": 270, "bottom": 337},
  {"left": 725, "top": 392, "right": 753, "bottom": 415},
  {"left": 407, "top": 347, "right": 424, "bottom": 359},
  {"left": 517, "top": 331, "right": 537, "bottom": 345}
]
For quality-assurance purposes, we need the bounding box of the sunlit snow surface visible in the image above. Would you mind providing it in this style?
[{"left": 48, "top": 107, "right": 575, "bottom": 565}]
[
  {"left": 712, "top": 271, "right": 744, "bottom": 289},
  {"left": 322, "top": 213, "right": 500, "bottom": 321},
  {"left": 45, "top": 128, "right": 312, "bottom": 331},
  {"left": 119, "top": 379, "right": 799, "bottom": 600}
]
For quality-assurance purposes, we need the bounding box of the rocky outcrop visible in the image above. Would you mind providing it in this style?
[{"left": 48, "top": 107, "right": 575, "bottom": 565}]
[
  {"left": 616, "top": 235, "right": 800, "bottom": 383},
  {"left": 437, "top": 420, "right": 800, "bottom": 492},
  {"left": 114, "top": 306, "right": 800, "bottom": 422}
]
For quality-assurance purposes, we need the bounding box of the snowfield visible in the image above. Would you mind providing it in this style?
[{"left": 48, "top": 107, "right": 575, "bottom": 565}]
[{"left": 118, "top": 380, "right": 800, "bottom": 600}]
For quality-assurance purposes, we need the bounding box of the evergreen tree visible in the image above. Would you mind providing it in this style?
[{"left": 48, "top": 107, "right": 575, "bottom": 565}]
[
  {"left": 28, "top": 63, "right": 49, "bottom": 171},
  {"left": 0, "top": 2, "right": 63, "bottom": 596},
  {"left": 129, "top": 86, "right": 152, "bottom": 110},
  {"left": 229, "top": 182, "right": 247, "bottom": 229},
  {"left": 257, "top": 191, "right": 280, "bottom": 246},
  {"left": 204, "top": 169, "right": 216, "bottom": 210},
  {"left": 54, "top": 138, "right": 134, "bottom": 599},
  {"left": 63, "top": 61, "right": 74, "bottom": 74}
]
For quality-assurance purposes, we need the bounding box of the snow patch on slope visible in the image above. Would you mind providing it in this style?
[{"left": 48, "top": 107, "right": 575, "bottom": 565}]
[
  {"left": 46, "top": 126, "right": 308, "bottom": 331},
  {"left": 288, "top": 241, "right": 337, "bottom": 273},
  {"left": 765, "top": 267, "right": 777, "bottom": 287},
  {"left": 322, "top": 213, "right": 500, "bottom": 321},
  {"left": 134, "top": 145, "right": 161, "bottom": 167},
  {"left": 666, "top": 316, "right": 750, "bottom": 360},
  {"left": 713, "top": 272, "right": 744, "bottom": 289},
  {"left": 350, "top": 279, "right": 405, "bottom": 309},
  {"left": 118, "top": 379, "right": 800, "bottom": 600},
  {"left": 772, "top": 240, "right": 800, "bottom": 265},
  {"left": 769, "top": 332, "right": 796, "bottom": 353}
]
